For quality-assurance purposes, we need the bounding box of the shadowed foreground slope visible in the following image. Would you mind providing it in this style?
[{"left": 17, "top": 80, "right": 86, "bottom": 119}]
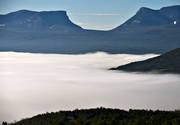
[
  {"left": 8, "top": 108, "right": 180, "bottom": 125},
  {"left": 110, "top": 48, "right": 180, "bottom": 74}
]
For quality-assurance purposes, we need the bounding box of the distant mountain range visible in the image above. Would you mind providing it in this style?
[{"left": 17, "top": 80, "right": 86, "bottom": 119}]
[
  {"left": 0, "top": 5, "right": 180, "bottom": 54},
  {"left": 111, "top": 48, "right": 180, "bottom": 74}
]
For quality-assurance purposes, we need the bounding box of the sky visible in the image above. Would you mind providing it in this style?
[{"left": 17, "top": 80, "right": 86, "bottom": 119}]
[{"left": 0, "top": 0, "right": 180, "bottom": 30}]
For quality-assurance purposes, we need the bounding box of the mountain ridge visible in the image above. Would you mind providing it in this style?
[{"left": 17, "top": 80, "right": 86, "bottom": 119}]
[
  {"left": 1, "top": 5, "right": 180, "bottom": 31},
  {"left": 113, "top": 5, "right": 180, "bottom": 31},
  {"left": 110, "top": 48, "right": 180, "bottom": 74},
  {"left": 0, "top": 9, "right": 83, "bottom": 32},
  {"left": 0, "top": 5, "right": 180, "bottom": 54},
  {"left": 7, "top": 108, "right": 180, "bottom": 125}
]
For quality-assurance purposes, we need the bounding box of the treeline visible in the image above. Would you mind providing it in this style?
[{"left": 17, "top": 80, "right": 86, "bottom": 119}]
[{"left": 6, "top": 108, "right": 180, "bottom": 125}]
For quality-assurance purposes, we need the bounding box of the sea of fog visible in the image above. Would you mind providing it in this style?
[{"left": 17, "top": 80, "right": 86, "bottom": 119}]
[{"left": 1, "top": 52, "right": 180, "bottom": 122}]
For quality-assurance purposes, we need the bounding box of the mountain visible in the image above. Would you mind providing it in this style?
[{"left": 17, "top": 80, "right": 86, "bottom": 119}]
[
  {"left": 0, "top": 10, "right": 83, "bottom": 32},
  {"left": 114, "top": 5, "right": 180, "bottom": 30},
  {"left": 110, "top": 48, "right": 180, "bottom": 74},
  {"left": 7, "top": 108, "right": 180, "bottom": 125},
  {"left": 0, "top": 5, "right": 180, "bottom": 54}
]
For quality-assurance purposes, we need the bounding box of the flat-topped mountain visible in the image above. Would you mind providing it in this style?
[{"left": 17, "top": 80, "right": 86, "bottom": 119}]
[
  {"left": 0, "top": 10, "right": 82, "bottom": 32},
  {"left": 0, "top": 5, "right": 180, "bottom": 54},
  {"left": 111, "top": 48, "right": 180, "bottom": 74}
]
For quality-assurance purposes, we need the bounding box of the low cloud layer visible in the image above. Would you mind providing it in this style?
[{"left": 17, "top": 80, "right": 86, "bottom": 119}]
[{"left": 1, "top": 52, "right": 180, "bottom": 122}]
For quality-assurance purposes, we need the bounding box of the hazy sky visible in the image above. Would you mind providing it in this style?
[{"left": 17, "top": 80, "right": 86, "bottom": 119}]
[{"left": 0, "top": 0, "right": 180, "bottom": 30}]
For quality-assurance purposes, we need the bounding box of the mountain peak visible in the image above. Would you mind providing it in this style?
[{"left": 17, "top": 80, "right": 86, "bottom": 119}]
[
  {"left": 113, "top": 5, "right": 180, "bottom": 31},
  {"left": 137, "top": 7, "right": 155, "bottom": 13}
]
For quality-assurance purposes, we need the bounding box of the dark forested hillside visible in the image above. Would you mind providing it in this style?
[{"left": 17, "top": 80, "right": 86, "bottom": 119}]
[
  {"left": 111, "top": 48, "right": 180, "bottom": 74},
  {"left": 6, "top": 108, "right": 180, "bottom": 125}
]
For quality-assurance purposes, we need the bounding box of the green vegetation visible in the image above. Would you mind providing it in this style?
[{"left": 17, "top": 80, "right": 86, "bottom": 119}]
[
  {"left": 111, "top": 48, "right": 180, "bottom": 74},
  {"left": 7, "top": 108, "right": 180, "bottom": 125}
]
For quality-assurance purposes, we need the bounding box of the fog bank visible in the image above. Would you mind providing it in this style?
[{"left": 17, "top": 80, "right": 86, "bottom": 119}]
[{"left": 1, "top": 52, "right": 180, "bottom": 122}]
